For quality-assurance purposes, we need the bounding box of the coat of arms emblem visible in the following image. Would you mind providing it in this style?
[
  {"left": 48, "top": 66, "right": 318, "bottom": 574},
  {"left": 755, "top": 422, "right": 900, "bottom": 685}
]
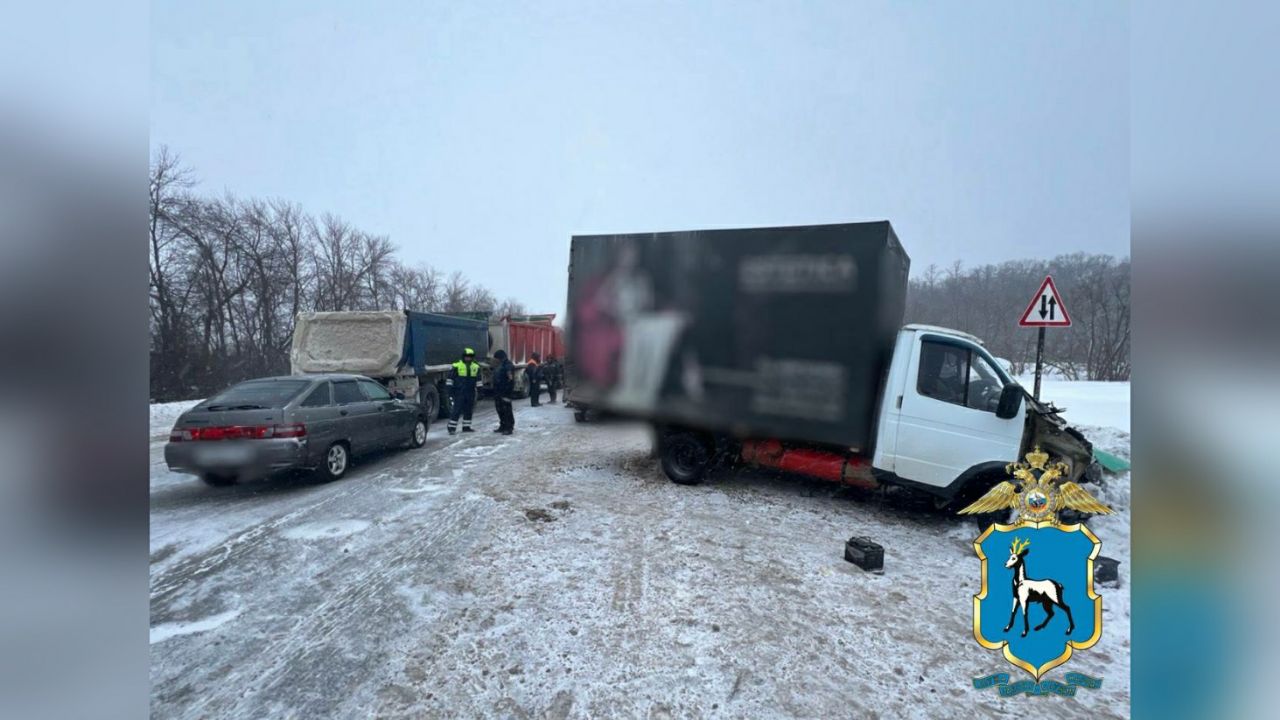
[{"left": 960, "top": 447, "right": 1113, "bottom": 682}]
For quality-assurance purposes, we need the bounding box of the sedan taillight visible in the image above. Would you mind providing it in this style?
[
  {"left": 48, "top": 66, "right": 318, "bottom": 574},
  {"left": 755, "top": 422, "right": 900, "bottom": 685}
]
[
  {"left": 169, "top": 424, "right": 307, "bottom": 441},
  {"left": 271, "top": 423, "right": 307, "bottom": 438}
]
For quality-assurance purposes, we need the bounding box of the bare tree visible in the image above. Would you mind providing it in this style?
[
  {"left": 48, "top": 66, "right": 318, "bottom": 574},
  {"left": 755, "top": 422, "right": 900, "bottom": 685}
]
[
  {"left": 906, "top": 253, "right": 1130, "bottom": 380},
  {"left": 441, "top": 272, "right": 470, "bottom": 313},
  {"left": 148, "top": 148, "right": 531, "bottom": 400}
]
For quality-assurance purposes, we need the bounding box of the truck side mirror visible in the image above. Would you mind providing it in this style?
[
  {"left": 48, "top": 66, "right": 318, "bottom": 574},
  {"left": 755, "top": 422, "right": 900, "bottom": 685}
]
[{"left": 995, "top": 384, "right": 1023, "bottom": 419}]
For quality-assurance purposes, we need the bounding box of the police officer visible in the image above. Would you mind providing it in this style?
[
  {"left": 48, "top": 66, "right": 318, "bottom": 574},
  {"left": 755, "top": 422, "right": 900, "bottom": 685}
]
[
  {"left": 491, "top": 349, "right": 515, "bottom": 434},
  {"left": 447, "top": 347, "right": 481, "bottom": 434}
]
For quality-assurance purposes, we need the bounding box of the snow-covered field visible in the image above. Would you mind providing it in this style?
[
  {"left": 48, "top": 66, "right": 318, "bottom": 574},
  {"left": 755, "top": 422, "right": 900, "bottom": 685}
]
[
  {"left": 1022, "top": 377, "right": 1131, "bottom": 433},
  {"left": 150, "top": 383, "right": 1130, "bottom": 718}
]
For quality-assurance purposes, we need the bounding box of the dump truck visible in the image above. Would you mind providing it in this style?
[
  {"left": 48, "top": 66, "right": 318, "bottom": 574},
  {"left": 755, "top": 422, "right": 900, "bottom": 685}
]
[
  {"left": 291, "top": 310, "right": 562, "bottom": 420},
  {"left": 564, "top": 221, "right": 1097, "bottom": 519},
  {"left": 488, "top": 315, "right": 564, "bottom": 368},
  {"left": 290, "top": 310, "right": 490, "bottom": 421}
]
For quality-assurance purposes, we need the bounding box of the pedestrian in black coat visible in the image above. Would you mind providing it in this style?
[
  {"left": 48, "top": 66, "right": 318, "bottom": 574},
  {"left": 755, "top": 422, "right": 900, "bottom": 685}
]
[
  {"left": 526, "top": 352, "right": 543, "bottom": 407},
  {"left": 543, "top": 356, "right": 563, "bottom": 403},
  {"left": 491, "top": 350, "right": 515, "bottom": 434}
]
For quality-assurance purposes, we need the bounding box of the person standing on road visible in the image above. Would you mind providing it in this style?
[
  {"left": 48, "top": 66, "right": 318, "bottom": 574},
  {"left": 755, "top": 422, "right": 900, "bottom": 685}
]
[
  {"left": 525, "top": 352, "right": 543, "bottom": 407},
  {"left": 447, "top": 347, "right": 481, "bottom": 435},
  {"left": 543, "top": 355, "right": 563, "bottom": 404},
  {"left": 491, "top": 349, "right": 516, "bottom": 434}
]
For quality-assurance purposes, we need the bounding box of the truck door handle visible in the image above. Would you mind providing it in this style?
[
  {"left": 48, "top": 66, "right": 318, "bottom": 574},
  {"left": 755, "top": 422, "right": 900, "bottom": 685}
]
[{"left": 896, "top": 395, "right": 903, "bottom": 409}]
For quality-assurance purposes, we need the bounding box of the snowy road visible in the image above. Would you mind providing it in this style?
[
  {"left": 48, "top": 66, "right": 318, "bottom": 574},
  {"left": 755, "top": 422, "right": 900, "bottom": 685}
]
[{"left": 151, "top": 395, "right": 1130, "bottom": 719}]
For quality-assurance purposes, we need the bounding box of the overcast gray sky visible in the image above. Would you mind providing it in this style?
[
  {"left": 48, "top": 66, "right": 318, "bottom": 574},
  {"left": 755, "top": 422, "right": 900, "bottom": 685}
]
[{"left": 151, "top": 1, "right": 1127, "bottom": 316}]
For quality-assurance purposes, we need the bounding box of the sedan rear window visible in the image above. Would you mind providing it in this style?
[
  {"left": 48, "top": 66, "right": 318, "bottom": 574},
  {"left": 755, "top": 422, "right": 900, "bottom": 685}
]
[{"left": 203, "top": 379, "right": 311, "bottom": 410}]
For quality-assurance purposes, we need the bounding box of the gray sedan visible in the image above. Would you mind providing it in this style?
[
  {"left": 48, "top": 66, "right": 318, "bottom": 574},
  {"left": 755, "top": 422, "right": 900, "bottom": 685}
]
[{"left": 165, "top": 374, "right": 429, "bottom": 486}]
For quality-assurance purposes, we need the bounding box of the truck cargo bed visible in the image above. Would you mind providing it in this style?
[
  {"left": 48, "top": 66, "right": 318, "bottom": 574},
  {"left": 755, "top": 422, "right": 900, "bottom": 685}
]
[{"left": 290, "top": 310, "right": 487, "bottom": 377}]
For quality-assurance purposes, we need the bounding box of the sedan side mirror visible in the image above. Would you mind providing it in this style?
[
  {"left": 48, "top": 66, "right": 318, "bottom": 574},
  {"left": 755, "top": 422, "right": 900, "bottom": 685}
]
[
  {"left": 995, "top": 384, "right": 1023, "bottom": 419},
  {"left": 393, "top": 391, "right": 406, "bottom": 400}
]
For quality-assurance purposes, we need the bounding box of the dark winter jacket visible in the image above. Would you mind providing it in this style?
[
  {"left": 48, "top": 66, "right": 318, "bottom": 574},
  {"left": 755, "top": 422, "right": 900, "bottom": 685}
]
[
  {"left": 524, "top": 360, "right": 541, "bottom": 386},
  {"left": 542, "top": 359, "right": 563, "bottom": 386},
  {"left": 492, "top": 359, "right": 515, "bottom": 397}
]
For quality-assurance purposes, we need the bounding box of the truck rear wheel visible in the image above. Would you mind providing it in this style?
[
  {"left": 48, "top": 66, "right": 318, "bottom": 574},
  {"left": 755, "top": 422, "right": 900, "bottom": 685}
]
[
  {"left": 419, "top": 384, "right": 441, "bottom": 421},
  {"left": 660, "top": 431, "right": 711, "bottom": 485}
]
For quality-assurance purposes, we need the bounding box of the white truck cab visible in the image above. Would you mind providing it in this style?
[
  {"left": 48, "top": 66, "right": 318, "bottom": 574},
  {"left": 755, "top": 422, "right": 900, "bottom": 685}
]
[{"left": 873, "top": 324, "right": 1025, "bottom": 491}]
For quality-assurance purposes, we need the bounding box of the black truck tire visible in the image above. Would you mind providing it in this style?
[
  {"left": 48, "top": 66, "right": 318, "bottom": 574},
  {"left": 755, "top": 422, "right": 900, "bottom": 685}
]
[
  {"left": 419, "top": 383, "right": 441, "bottom": 421},
  {"left": 660, "top": 431, "right": 711, "bottom": 485}
]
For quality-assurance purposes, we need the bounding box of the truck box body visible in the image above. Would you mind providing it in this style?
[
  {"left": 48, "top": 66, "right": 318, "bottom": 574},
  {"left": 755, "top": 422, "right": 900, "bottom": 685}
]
[
  {"left": 565, "top": 221, "right": 909, "bottom": 451},
  {"left": 291, "top": 310, "right": 488, "bottom": 376},
  {"left": 487, "top": 318, "right": 561, "bottom": 364}
]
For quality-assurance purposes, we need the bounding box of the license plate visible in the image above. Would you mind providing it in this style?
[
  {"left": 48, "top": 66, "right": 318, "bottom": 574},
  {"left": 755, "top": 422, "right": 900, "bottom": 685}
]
[{"left": 195, "top": 443, "right": 255, "bottom": 465}]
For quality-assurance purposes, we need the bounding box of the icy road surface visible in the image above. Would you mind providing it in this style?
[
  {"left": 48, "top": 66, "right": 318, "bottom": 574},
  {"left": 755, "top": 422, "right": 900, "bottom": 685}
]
[{"left": 151, "top": 392, "right": 1130, "bottom": 719}]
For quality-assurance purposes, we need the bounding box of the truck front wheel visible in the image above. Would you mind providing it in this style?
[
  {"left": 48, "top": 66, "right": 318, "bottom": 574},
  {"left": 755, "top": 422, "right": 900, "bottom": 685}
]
[
  {"left": 419, "top": 384, "right": 441, "bottom": 421},
  {"left": 660, "top": 431, "right": 711, "bottom": 485}
]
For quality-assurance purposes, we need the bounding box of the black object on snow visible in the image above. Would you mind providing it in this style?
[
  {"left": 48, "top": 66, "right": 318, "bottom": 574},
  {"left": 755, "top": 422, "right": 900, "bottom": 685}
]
[
  {"left": 844, "top": 536, "right": 884, "bottom": 572},
  {"left": 1095, "top": 555, "right": 1121, "bottom": 585}
]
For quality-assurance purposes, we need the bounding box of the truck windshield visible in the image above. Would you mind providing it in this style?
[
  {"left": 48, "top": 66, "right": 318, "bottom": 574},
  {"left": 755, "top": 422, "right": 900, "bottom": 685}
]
[
  {"left": 203, "top": 379, "right": 311, "bottom": 409},
  {"left": 964, "top": 352, "right": 1007, "bottom": 412}
]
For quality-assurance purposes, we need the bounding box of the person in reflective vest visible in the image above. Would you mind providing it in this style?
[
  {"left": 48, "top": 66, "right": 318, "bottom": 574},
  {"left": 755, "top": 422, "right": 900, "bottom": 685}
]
[{"left": 447, "top": 347, "right": 481, "bottom": 434}]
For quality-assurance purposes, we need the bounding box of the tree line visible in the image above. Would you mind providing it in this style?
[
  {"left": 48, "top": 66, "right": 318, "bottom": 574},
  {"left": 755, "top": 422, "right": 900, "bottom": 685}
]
[
  {"left": 149, "top": 147, "right": 526, "bottom": 401},
  {"left": 151, "top": 146, "right": 1128, "bottom": 400},
  {"left": 905, "top": 253, "right": 1130, "bottom": 381}
]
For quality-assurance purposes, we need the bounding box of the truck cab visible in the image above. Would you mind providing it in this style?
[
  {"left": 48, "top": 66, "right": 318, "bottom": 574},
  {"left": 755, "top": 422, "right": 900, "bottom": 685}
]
[{"left": 871, "top": 324, "right": 1093, "bottom": 499}]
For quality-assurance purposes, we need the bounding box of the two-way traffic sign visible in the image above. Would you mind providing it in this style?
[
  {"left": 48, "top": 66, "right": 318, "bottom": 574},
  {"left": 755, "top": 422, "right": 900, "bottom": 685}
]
[{"left": 1019, "top": 276, "right": 1071, "bottom": 327}]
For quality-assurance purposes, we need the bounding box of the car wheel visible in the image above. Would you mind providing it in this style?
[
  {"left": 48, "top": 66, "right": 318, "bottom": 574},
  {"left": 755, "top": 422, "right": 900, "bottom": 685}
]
[
  {"left": 573, "top": 410, "right": 587, "bottom": 423},
  {"left": 201, "top": 472, "right": 236, "bottom": 487},
  {"left": 410, "top": 419, "right": 428, "bottom": 448},
  {"left": 318, "top": 442, "right": 350, "bottom": 482},
  {"left": 419, "top": 384, "right": 441, "bottom": 421},
  {"left": 660, "top": 431, "right": 711, "bottom": 485}
]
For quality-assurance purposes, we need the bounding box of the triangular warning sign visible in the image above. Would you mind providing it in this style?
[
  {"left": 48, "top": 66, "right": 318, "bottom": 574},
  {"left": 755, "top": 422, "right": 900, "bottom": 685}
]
[{"left": 1019, "top": 276, "right": 1071, "bottom": 327}]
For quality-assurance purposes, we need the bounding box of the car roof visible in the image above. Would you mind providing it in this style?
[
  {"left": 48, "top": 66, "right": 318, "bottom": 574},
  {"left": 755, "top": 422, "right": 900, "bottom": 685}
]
[{"left": 241, "top": 373, "right": 369, "bottom": 383}]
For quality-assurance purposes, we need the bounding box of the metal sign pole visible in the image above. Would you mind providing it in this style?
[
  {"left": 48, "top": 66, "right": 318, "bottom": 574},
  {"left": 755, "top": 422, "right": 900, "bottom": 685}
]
[{"left": 1033, "top": 326, "right": 1045, "bottom": 400}]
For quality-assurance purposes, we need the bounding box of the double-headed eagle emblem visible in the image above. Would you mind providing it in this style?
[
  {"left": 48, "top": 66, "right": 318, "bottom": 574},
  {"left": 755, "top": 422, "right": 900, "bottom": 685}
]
[{"left": 960, "top": 446, "right": 1112, "bottom": 524}]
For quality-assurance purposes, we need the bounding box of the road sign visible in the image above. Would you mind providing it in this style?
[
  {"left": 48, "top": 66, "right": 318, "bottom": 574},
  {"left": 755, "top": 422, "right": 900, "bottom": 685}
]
[
  {"left": 1019, "top": 275, "right": 1070, "bottom": 401},
  {"left": 1019, "top": 276, "right": 1071, "bottom": 327}
]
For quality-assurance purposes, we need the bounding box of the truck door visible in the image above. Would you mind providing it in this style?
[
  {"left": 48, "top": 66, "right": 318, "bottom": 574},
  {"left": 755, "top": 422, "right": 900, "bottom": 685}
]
[{"left": 892, "top": 337, "right": 1024, "bottom": 488}]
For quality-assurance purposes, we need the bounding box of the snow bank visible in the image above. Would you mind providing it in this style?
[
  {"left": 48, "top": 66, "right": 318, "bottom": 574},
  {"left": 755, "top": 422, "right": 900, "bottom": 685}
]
[
  {"left": 1019, "top": 377, "right": 1130, "bottom": 433},
  {"left": 150, "top": 399, "right": 202, "bottom": 438}
]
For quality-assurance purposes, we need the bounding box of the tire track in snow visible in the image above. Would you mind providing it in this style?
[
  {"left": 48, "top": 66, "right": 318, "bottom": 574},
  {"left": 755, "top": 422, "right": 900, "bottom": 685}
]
[
  {"left": 150, "top": 488, "right": 352, "bottom": 610},
  {"left": 182, "top": 491, "right": 493, "bottom": 719}
]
